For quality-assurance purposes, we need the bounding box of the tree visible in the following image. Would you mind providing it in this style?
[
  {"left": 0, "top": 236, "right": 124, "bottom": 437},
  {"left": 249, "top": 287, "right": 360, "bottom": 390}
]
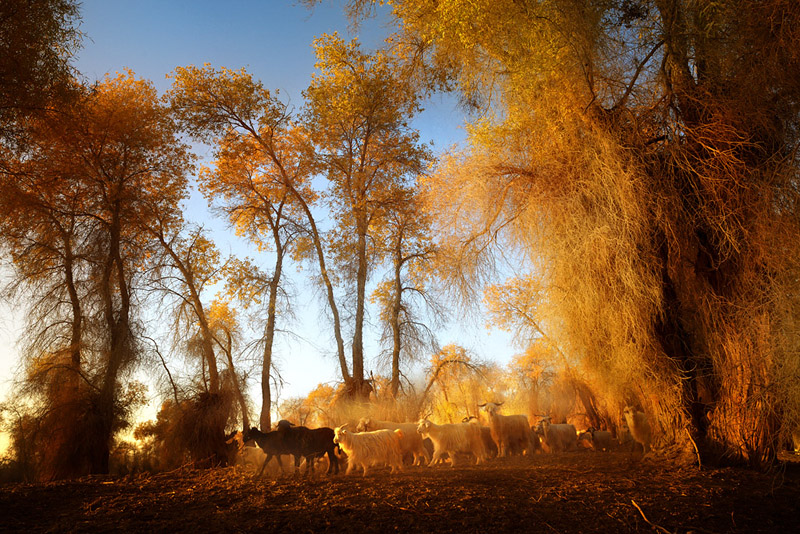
[
  {"left": 1, "top": 71, "right": 192, "bottom": 476},
  {"left": 80, "top": 72, "right": 191, "bottom": 473},
  {"left": 417, "top": 344, "right": 488, "bottom": 420},
  {"left": 507, "top": 344, "right": 555, "bottom": 415},
  {"left": 206, "top": 299, "right": 251, "bottom": 431},
  {"left": 148, "top": 223, "right": 224, "bottom": 395},
  {"left": 303, "top": 34, "right": 431, "bottom": 398},
  {"left": 0, "top": 102, "right": 90, "bottom": 395},
  {"left": 371, "top": 184, "right": 442, "bottom": 397},
  {"left": 359, "top": 0, "right": 800, "bottom": 466},
  {"left": 168, "top": 65, "right": 317, "bottom": 429},
  {"left": 0, "top": 114, "right": 92, "bottom": 478},
  {"left": 279, "top": 383, "right": 338, "bottom": 428},
  {"left": 0, "top": 0, "right": 81, "bottom": 144}
]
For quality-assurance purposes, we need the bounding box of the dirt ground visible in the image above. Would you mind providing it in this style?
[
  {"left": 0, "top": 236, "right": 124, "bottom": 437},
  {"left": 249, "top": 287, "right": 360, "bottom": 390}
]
[{"left": 1, "top": 452, "right": 799, "bottom": 533}]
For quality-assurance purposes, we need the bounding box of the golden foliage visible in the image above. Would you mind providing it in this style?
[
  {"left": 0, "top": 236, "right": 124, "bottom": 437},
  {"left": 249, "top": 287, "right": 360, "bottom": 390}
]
[{"left": 380, "top": 0, "right": 800, "bottom": 464}]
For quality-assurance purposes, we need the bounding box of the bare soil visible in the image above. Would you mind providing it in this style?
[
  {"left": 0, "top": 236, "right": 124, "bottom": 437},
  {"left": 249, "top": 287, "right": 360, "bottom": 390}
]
[{"left": 2, "top": 452, "right": 799, "bottom": 533}]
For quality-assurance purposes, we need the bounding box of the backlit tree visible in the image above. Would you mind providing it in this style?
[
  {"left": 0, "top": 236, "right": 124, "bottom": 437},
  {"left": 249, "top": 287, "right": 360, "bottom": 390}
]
[{"left": 342, "top": 0, "right": 800, "bottom": 466}]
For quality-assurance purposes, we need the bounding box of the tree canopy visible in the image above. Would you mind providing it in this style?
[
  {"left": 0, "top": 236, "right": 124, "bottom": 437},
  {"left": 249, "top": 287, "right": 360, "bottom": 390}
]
[{"left": 358, "top": 0, "right": 800, "bottom": 466}]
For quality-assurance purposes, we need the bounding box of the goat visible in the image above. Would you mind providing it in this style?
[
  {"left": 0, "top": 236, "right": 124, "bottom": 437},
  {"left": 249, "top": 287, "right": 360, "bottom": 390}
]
[
  {"left": 279, "top": 424, "right": 340, "bottom": 475},
  {"left": 241, "top": 428, "right": 292, "bottom": 474},
  {"left": 577, "top": 430, "right": 593, "bottom": 451},
  {"left": 356, "top": 418, "right": 431, "bottom": 465},
  {"left": 243, "top": 425, "right": 339, "bottom": 475},
  {"left": 590, "top": 429, "right": 613, "bottom": 452},
  {"left": 333, "top": 426, "right": 404, "bottom": 476},
  {"left": 623, "top": 406, "right": 652, "bottom": 454},
  {"left": 226, "top": 430, "right": 271, "bottom": 471},
  {"left": 577, "top": 428, "right": 613, "bottom": 452},
  {"left": 462, "top": 416, "right": 498, "bottom": 458},
  {"left": 478, "top": 402, "right": 534, "bottom": 457},
  {"left": 536, "top": 418, "right": 577, "bottom": 452},
  {"left": 416, "top": 418, "right": 487, "bottom": 467}
]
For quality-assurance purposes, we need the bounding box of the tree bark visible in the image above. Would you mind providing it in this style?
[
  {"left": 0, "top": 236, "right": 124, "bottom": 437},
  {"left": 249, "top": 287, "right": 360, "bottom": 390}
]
[
  {"left": 221, "top": 328, "right": 249, "bottom": 431},
  {"left": 259, "top": 249, "right": 284, "bottom": 431},
  {"left": 352, "top": 219, "right": 368, "bottom": 393},
  {"left": 389, "top": 235, "right": 404, "bottom": 398},
  {"left": 94, "top": 205, "right": 131, "bottom": 474}
]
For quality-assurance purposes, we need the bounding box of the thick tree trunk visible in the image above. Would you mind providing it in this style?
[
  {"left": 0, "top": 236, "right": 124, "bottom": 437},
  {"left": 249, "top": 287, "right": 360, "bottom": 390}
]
[
  {"left": 93, "top": 208, "right": 131, "bottom": 474},
  {"left": 653, "top": 229, "right": 723, "bottom": 464},
  {"left": 196, "top": 313, "right": 220, "bottom": 394}
]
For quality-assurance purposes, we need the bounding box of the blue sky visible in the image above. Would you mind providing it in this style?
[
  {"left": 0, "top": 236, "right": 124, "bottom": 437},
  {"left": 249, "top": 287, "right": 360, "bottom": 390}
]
[{"left": 0, "top": 1, "right": 517, "bottom": 433}]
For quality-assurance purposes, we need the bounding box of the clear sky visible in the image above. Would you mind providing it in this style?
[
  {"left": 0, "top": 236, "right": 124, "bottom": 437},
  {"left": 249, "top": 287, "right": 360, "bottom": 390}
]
[{"left": 0, "top": 1, "right": 517, "bottom": 435}]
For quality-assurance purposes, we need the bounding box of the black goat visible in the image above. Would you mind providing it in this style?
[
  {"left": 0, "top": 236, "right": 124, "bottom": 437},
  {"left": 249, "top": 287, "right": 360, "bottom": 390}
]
[
  {"left": 242, "top": 428, "right": 292, "bottom": 475},
  {"left": 243, "top": 425, "right": 339, "bottom": 476}
]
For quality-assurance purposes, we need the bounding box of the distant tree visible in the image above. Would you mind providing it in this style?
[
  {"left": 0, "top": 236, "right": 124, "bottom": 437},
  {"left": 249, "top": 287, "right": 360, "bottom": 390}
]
[
  {"left": 168, "top": 65, "right": 322, "bottom": 430},
  {"left": 206, "top": 299, "right": 251, "bottom": 431},
  {"left": 148, "top": 223, "right": 224, "bottom": 395},
  {"left": 303, "top": 34, "right": 431, "bottom": 398},
  {"left": 418, "top": 344, "right": 489, "bottom": 421},
  {"left": 283, "top": 383, "right": 338, "bottom": 428},
  {"left": 507, "top": 344, "right": 556, "bottom": 418},
  {"left": 371, "top": 184, "right": 442, "bottom": 397}
]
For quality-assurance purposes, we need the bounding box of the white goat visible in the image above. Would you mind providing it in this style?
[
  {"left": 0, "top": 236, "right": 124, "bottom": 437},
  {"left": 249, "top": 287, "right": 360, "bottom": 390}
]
[
  {"left": 623, "top": 406, "right": 653, "bottom": 454},
  {"left": 356, "top": 418, "right": 431, "bottom": 465},
  {"left": 416, "top": 419, "right": 487, "bottom": 467},
  {"left": 537, "top": 418, "right": 577, "bottom": 452},
  {"left": 462, "top": 416, "right": 499, "bottom": 457},
  {"left": 478, "top": 402, "right": 534, "bottom": 457},
  {"left": 333, "top": 426, "right": 404, "bottom": 476}
]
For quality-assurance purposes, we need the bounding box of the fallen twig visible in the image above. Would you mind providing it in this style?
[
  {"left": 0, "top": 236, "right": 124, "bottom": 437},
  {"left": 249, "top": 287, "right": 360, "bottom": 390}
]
[
  {"left": 631, "top": 499, "right": 672, "bottom": 534},
  {"left": 685, "top": 428, "right": 702, "bottom": 470}
]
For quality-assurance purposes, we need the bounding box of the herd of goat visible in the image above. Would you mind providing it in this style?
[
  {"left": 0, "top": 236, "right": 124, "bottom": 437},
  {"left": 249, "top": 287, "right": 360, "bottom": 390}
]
[{"left": 228, "top": 402, "right": 654, "bottom": 476}]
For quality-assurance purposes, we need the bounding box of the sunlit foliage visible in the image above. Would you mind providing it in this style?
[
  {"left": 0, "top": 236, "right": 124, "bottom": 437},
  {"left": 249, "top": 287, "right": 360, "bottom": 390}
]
[
  {"left": 0, "top": 71, "right": 192, "bottom": 477},
  {"left": 0, "top": 0, "right": 81, "bottom": 145},
  {"left": 303, "top": 34, "right": 433, "bottom": 398},
  {"left": 353, "top": 0, "right": 800, "bottom": 466}
]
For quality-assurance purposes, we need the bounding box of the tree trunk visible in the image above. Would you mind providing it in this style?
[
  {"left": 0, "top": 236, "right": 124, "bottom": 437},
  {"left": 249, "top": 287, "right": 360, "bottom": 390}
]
[
  {"left": 222, "top": 329, "right": 249, "bottom": 430},
  {"left": 63, "top": 236, "right": 82, "bottom": 393},
  {"left": 158, "top": 231, "right": 221, "bottom": 394},
  {"left": 93, "top": 207, "right": 131, "bottom": 474},
  {"left": 259, "top": 251, "right": 284, "bottom": 432},
  {"left": 389, "top": 238, "right": 403, "bottom": 398},
  {"left": 654, "top": 231, "right": 719, "bottom": 463},
  {"left": 250, "top": 125, "right": 350, "bottom": 385},
  {"left": 196, "top": 312, "right": 220, "bottom": 394},
  {"left": 352, "top": 224, "right": 368, "bottom": 388}
]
